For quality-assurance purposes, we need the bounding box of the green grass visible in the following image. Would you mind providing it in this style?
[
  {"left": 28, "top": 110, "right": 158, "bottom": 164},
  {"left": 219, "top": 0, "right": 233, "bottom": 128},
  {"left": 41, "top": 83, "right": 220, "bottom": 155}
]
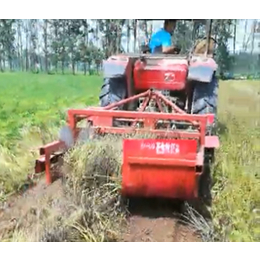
[
  {"left": 0, "top": 72, "right": 259, "bottom": 242},
  {"left": 0, "top": 73, "right": 102, "bottom": 197},
  {"left": 0, "top": 72, "right": 102, "bottom": 147}
]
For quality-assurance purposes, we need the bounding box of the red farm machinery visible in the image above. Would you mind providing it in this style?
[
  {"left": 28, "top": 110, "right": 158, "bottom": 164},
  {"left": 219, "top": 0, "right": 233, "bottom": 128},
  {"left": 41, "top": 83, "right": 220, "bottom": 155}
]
[{"left": 35, "top": 19, "right": 220, "bottom": 202}]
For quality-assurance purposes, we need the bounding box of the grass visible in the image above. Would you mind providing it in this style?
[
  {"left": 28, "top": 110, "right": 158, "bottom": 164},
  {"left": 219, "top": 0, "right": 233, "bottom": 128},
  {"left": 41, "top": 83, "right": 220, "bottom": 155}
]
[
  {"left": 38, "top": 136, "right": 125, "bottom": 242},
  {"left": 211, "top": 80, "right": 260, "bottom": 242},
  {"left": 0, "top": 72, "right": 102, "bottom": 147},
  {"left": 0, "top": 72, "right": 102, "bottom": 197},
  {"left": 0, "top": 72, "right": 259, "bottom": 242},
  {"left": 1, "top": 136, "right": 126, "bottom": 242}
]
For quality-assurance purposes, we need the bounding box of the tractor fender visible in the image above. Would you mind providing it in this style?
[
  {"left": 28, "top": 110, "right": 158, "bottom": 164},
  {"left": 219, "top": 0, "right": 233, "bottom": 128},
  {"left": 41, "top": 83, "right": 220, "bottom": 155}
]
[
  {"left": 102, "top": 55, "right": 129, "bottom": 78},
  {"left": 187, "top": 56, "right": 218, "bottom": 83}
]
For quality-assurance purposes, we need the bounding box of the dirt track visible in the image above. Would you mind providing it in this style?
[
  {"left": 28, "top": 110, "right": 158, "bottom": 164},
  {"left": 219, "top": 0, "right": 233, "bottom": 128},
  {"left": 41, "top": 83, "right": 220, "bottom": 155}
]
[
  {"left": 123, "top": 198, "right": 200, "bottom": 242},
  {"left": 0, "top": 179, "right": 65, "bottom": 241},
  {"left": 0, "top": 179, "right": 200, "bottom": 242}
]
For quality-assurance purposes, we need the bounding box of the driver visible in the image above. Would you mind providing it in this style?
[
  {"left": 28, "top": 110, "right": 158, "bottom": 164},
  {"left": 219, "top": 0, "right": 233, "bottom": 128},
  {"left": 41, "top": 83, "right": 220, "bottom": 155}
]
[{"left": 149, "top": 19, "right": 179, "bottom": 54}]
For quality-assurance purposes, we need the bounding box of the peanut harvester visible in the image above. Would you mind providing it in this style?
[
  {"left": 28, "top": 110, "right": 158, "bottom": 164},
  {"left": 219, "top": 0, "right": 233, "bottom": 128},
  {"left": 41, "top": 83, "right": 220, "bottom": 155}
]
[{"left": 35, "top": 19, "right": 220, "bottom": 201}]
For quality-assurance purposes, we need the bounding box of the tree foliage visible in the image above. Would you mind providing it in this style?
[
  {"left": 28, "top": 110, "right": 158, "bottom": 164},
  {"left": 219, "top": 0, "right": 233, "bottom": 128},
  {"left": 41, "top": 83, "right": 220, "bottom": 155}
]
[{"left": 0, "top": 19, "right": 251, "bottom": 76}]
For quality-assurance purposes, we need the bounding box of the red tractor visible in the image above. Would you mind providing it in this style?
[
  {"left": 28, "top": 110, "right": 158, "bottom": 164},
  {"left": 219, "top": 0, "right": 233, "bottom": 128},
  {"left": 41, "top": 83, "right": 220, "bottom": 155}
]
[
  {"left": 100, "top": 19, "right": 218, "bottom": 124},
  {"left": 35, "top": 19, "right": 219, "bottom": 204}
]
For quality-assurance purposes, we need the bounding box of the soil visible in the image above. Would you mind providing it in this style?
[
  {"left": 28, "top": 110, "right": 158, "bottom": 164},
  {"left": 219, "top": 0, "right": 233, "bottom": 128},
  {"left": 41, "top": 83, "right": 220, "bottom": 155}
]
[
  {"left": 0, "top": 179, "right": 66, "bottom": 241},
  {"left": 123, "top": 215, "right": 200, "bottom": 242},
  {"left": 122, "top": 198, "right": 201, "bottom": 242},
  {"left": 0, "top": 180, "right": 201, "bottom": 242}
]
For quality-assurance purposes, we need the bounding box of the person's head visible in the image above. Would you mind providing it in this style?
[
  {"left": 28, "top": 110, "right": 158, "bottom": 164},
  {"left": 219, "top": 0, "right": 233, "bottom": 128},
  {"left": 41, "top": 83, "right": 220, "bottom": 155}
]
[{"left": 164, "top": 19, "right": 177, "bottom": 35}]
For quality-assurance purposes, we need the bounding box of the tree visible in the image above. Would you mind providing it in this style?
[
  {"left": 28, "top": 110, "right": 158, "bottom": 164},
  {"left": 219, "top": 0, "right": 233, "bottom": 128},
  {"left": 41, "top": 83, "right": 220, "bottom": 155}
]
[
  {"left": 42, "top": 19, "right": 50, "bottom": 73},
  {"left": 49, "top": 19, "right": 60, "bottom": 72},
  {"left": 78, "top": 19, "right": 89, "bottom": 75},
  {"left": 172, "top": 20, "right": 193, "bottom": 54},
  {"left": 213, "top": 19, "right": 234, "bottom": 79},
  {"left": 0, "top": 19, "right": 16, "bottom": 71},
  {"left": 16, "top": 19, "right": 23, "bottom": 71},
  {"left": 66, "top": 19, "right": 82, "bottom": 75},
  {"left": 132, "top": 20, "right": 137, "bottom": 52},
  {"left": 29, "top": 19, "right": 39, "bottom": 73}
]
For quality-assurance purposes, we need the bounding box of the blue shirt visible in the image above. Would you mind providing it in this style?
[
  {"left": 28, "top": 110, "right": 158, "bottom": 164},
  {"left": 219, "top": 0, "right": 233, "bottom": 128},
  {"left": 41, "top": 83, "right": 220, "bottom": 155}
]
[{"left": 149, "top": 28, "right": 172, "bottom": 53}]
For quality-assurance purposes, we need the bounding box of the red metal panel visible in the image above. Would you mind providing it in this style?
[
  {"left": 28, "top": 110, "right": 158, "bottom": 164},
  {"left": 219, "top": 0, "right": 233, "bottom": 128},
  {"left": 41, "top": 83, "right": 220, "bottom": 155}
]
[
  {"left": 133, "top": 59, "right": 188, "bottom": 91},
  {"left": 123, "top": 139, "right": 197, "bottom": 159},
  {"left": 35, "top": 141, "right": 66, "bottom": 184},
  {"left": 122, "top": 139, "right": 199, "bottom": 199}
]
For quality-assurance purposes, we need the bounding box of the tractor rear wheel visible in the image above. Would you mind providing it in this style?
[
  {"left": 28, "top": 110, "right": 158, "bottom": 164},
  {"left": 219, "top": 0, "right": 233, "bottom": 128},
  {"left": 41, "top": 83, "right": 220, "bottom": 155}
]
[
  {"left": 99, "top": 77, "right": 127, "bottom": 108},
  {"left": 192, "top": 74, "right": 219, "bottom": 206}
]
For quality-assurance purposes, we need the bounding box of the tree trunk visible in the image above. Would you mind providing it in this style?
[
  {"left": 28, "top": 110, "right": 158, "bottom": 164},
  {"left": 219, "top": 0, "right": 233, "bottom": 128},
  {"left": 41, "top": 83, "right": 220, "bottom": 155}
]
[
  {"left": 242, "top": 19, "right": 248, "bottom": 52},
  {"left": 43, "top": 19, "right": 48, "bottom": 72},
  {"left": 251, "top": 20, "right": 256, "bottom": 55},
  {"left": 233, "top": 20, "right": 237, "bottom": 55},
  {"left": 83, "top": 63, "right": 87, "bottom": 75},
  {"left": 25, "top": 38, "right": 29, "bottom": 71},
  {"left": 54, "top": 23, "right": 58, "bottom": 72},
  {"left": 0, "top": 55, "right": 2, "bottom": 72},
  {"left": 17, "top": 20, "right": 23, "bottom": 71},
  {"left": 61, "top": 58, "right": 65, "bottom": 74},
  {"left": 144, "top": 20, "right": 148, "bottom": 38},
  {"left": 72, "top": 57, "right": 75, "bottom": 75},
  {"left": 133, "top": 19, "right": 137, "bottom": 52},
  {"left": 127, "top": 20, "right": 131, "bottom": 52},
  {"left": 8, "top": 54, "right": 12, "bottom": 71}
]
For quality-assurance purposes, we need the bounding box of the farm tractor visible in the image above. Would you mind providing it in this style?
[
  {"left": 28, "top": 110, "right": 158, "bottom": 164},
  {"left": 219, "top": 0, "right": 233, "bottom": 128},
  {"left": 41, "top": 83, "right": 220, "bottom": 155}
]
[{"left": 35, "top": 19, "right": 220, "bottom": 203}]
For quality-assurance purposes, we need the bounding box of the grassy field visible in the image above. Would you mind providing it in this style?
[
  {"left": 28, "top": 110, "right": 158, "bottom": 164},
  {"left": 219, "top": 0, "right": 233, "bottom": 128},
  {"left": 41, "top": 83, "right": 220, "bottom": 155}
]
[
  {"left": 0, "top": 73, "right": 102, "bottom": 197},
  {"left": 0, "top": 73, "right": 259, "bottom": 241},
  {"left": 0, "top": 73, "right": 102, "bottom": 147},
  {"left": 212, "top": 80, "right": 260, "bottom": 242}
]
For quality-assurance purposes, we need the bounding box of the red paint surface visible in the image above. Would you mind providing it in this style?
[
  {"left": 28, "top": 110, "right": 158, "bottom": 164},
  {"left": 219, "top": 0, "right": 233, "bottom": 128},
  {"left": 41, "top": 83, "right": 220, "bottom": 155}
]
[
  {"left": 133, "top": 59, "right": 188, "bottom": 91},
  {"left": 122, "top": 139, "right": 200, "bottom": 199}
]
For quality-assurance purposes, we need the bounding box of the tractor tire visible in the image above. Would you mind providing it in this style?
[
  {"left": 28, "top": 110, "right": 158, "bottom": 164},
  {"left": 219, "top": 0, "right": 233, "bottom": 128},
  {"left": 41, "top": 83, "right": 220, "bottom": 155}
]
[
  {"left": 192, "top": 74, "right": 219, "bottom": 206},
  {"left": 99, "top": 77, "right": 127, "bottom": 109}
]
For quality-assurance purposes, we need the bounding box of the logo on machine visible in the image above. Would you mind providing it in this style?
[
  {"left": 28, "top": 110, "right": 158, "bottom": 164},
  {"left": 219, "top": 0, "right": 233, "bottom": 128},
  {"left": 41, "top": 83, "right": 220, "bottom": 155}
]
[{"left": 164, "top": 72, "right": 175, "bottom": 82}]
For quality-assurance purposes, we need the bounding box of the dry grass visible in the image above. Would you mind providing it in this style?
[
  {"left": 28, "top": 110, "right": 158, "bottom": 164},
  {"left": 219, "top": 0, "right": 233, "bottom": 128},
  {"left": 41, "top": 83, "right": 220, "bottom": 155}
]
[
  {"left": 181, "top": 202, "right": 215, "bottom": 242},
  {"left": 177, "top": 80, "right": 260, "bottom": 242},
  {"left": 211, "top": 80, "right": 260, "bottom": 242},
  {"left": 0, "top": 124, "right": 60, "bottom": 201},
  {"left": 1, "top": 135, "right": 127, "bottom": 242},
  {"left": 54, "top": 135, "right": 126, "bottom": 242}
]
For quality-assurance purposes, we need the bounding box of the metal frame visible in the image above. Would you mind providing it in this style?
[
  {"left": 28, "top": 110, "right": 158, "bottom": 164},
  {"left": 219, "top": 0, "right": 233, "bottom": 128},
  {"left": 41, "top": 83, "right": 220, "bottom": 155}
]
[{"left": 35, "top": 90, "right": 219, "bottom": 185}]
